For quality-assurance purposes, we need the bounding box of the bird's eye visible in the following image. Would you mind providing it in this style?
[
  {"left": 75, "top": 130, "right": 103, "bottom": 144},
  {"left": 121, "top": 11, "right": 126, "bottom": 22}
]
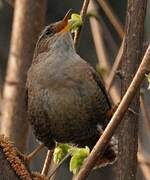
[{"left": 45, "top": 28, "right": 52, "bottom": 36}]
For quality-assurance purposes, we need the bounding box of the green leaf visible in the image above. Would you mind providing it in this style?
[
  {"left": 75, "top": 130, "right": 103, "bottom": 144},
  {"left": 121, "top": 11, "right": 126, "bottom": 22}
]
[
  {"left": 53, "top": 143, "right": 71, "bottom": 164},
  {"left": 68, "top": 13, "right": 82, "bottom": 32},
  {"left": 69, "top": 146, "right": 90, "bottom": 174}
]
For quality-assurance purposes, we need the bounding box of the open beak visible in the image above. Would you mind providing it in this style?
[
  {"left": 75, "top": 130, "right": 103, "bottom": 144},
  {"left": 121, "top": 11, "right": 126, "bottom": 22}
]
[{"left": 55, "top": 9, "right": 72, "bottom": 33}]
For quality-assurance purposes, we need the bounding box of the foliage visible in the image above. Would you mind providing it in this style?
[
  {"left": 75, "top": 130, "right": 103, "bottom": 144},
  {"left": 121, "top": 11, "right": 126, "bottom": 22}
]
[
  {"left": 53, "top": 143, "right": 90, "bottom": 175},
  {"left": 68, "top": 13, "right": 82, "bottom": 32}
]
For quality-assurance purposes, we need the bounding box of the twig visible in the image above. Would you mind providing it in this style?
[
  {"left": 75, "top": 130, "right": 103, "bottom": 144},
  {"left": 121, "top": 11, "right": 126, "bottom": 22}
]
[
  {"left": 89, "top": 8, "right": 109, "bottom": 73},
  {"left": 98, "top": 16, "right": 118, "bottom": 55},
  {"left": 74, "top": 0, "right": 90, "bottom": 48},
  {"left": 140, "top": 91, "right": 150, "bottom": 132},
  {"left": 75, "top": 43, "right": 150, "bottom": 179},
  {"left": 107, "top": 38, "right": 125, "bottom": 91},
  {"left": 48, "top": 153, "right": 70, "bottom": 179},
  {"left": 41, "top": 150, "right": 54, "bottom": 176},
  {"left": 26, "top": 143, "right": 44, "bottom": 162},
  {"left": 97, "top": 0, "right": 124, "bottom": 39},
  {"left": 88, "top": 0, "right": 120, "bottom": 104}
]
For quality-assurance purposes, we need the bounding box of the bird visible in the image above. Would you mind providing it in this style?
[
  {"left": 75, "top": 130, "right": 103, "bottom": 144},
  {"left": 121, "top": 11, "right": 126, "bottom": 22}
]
[{"left": 26, "top": 11, "right": 116, "bottom": 167}]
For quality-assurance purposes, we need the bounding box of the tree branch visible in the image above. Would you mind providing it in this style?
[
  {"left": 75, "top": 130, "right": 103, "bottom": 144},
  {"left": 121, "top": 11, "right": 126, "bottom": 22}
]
[
  {"left": 41, "top": 150, "right": 54, "bottom": 176},
  {"left": 75, "top": 42, "right": 150, "bottom": 180},
  {"left": 26, "top": 143, "right": 44, "bottom": 162},
  {"left": 88, "top": 0, "right": 120, "bottom": 104},
  {"left": 74, "top": 0, "right": 90, "bottom": 48},
  {"left": 96, "top": 0, "right": 124, "bottom": 39},
  {"left": 107, "top": 38, "right": 124, "bottom": 92}
]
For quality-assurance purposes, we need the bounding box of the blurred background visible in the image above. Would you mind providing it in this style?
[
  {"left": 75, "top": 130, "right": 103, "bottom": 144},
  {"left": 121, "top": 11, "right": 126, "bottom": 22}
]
[{"left": 0, "top": 0, "right": 150, "bottom": 179}]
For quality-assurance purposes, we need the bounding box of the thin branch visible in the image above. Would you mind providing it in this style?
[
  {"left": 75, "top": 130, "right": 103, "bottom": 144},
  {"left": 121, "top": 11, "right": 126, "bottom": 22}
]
[
  {"left": 74, "top": 0, "right": 90, "bottom": 48},
  {"left": 96, "top": 0, "right": 124, "bottom": 39},
  {"left": 88, "top": 0, "right": 120, "bottom": 104},
  {"left": 26, "top": 143, "right": 44, "bottom": 162},
  {"left": 75, "top": 43, "right": 150, "bottom": 180},
  {"left": 89, "top": 7, "right": 109, "bottom": 71},
  {"left": 107, "top": 38, "right": 125, "bottom": 91},
  {"left": 41, "top": 150, "right": 54, "bottom": 176},
  {"left": 98, "top": 16, "right": 118, "bottom": 54},
  {"left": 48, "top": 153, "right": 70, "bottom": 179}
]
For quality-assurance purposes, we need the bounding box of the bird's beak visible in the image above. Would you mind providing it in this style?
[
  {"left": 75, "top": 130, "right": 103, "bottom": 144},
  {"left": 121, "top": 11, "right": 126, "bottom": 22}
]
[{"left": 55, "top": 10, "right": 72, "bottom": 33}]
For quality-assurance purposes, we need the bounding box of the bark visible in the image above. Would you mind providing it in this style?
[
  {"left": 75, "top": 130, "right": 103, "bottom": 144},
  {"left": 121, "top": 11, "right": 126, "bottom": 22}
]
[
  {"left": 0, "top": 0, "right": 47, "bottom": 152},
  {"left": 117, "top": 0, "right": 147, "bottom": 180}
]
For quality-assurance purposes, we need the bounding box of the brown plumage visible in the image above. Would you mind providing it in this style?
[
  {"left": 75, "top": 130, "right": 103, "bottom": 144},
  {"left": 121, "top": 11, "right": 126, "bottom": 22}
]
[{"left": 26, "top": 12, "right": 116, "bottom": 166}]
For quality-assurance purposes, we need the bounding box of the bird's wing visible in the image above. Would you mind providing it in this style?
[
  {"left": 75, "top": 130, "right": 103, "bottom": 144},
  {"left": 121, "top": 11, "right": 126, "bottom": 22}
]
[{"left": 88, "top": 65, "right": 112, "bottom": 109}]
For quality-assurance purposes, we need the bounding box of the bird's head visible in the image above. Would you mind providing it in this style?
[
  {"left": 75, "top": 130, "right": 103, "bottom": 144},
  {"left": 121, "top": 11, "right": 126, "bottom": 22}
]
[{"left": 33, "top": 10, "right": 82, "bottom": 59}]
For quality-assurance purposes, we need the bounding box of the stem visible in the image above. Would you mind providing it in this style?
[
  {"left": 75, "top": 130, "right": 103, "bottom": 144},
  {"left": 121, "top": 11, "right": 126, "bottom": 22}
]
[
  {"left": 74, "top": 0, "right": 90, "bottom": 48},
  {"left": 107, "top": 38, "right": 125, "bottom": 92},
  {"left": 88, "top": 0, "right": 120, "bottom": 104},
  {"left": 26, "top": 144, "right": 44, "bottom": 162},
  {"left": 41, "top": 150, "right": 54, "bottom": 176},
  {"left": 48, "top": 153, "right": 70, "bottom": 179},
  {"left": 97, "top": 0, "right": 124, "bottom": 39}
]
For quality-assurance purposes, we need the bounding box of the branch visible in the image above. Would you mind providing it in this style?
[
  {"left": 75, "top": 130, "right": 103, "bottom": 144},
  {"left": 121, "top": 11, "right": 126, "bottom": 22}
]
[
  {"left": 41, "top": 150, "right": 54, "bottom": 176},
  {"left": 75, "top": 43, "right": 150, "bottom": 179},
  {"left": 48, "top": 153, "right": 70, "bottom": 179},
  {"left": 26, "top": 143, "right": 44, "bottom": 162},
  {"left": 88, "top": 0, "right": 120, "bottom": 104},
  {"left": 74, "top": 0, "right": 90, "bottom": 48},
  {"left": 107, "top": 38, "right": 125, "bottom": 91},
  {"left": 96, "top": 0, "right": 124, "bottom": 39}
]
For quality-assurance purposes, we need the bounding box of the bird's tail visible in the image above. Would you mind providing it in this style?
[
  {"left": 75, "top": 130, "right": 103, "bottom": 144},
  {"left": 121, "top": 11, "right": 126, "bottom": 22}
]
[
  {"left": 95, "top": 136, "right": 117, "bottom": 168},
  {"left": 75, "top": 130, "right": 117, "bottom": 168}
]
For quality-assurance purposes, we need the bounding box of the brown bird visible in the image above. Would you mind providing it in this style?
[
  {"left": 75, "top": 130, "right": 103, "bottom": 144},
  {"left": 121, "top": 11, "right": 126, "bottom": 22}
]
[{"left": 26, "top": 11, "right": 116, "bottom": 166}]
